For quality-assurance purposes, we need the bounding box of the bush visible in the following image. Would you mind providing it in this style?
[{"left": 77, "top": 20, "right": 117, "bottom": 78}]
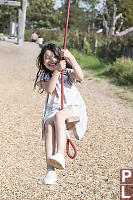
[
  {"left": 25, "top": 29, "right": 64, "bottom": 45},
  {"left": 96, "top": 36, "right": 123, "bottom": 61},
  {"left": 67, "top": 30, "right": 84, "bottom": 50},
  {"left": 96, "top": 33, "right": 133, "bottom": 61},
  {"left": 24, "top": 29, "right": 32, "bottom": 41},
  {"left": 105, "top": 57, "right": 133, "bottom": 85}
]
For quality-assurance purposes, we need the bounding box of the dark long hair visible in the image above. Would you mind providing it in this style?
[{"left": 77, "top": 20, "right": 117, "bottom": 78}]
[{"left": 34, "top": 43, "right": 72, "bottom": 89}]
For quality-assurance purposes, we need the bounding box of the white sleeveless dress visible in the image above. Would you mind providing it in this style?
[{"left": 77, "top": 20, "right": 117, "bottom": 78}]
[{"left": 36, "top": 68, "right": 87, "bottom": 140}]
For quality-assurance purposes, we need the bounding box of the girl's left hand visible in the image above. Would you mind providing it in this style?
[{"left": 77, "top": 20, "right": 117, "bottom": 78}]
[
  {"left": 55, "top": 60, "right": 66, "bottom": 72},
  {"left": 61, "top": 49, "right": 73, "bottom": 61}
]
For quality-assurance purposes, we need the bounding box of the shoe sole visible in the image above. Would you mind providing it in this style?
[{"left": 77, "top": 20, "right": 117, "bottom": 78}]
[
  {"left": 43, "top": 180, "right": 57, "bottom": 185},
  {"left": 48, "top": 158, "right": 65, "bottom": 170}
]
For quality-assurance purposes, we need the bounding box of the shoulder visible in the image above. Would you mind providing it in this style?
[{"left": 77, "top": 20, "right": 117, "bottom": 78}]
[
  {"left": 65, "top": 68, "right": 73, "bottom": 74},
  {"left": 37, "top": 70, "right": 51, "bottom": 82},
  {"left": 65, "top": 68, "right": 76, "bottom": 84}
]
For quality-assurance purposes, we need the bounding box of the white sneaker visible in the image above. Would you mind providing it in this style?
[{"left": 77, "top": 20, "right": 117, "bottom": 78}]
[
  {"left": 42, "top": 169, "right": 57, "bottom": 184},
  {"left": 48, "top": 153, "right": 65, "bottom": 170}
]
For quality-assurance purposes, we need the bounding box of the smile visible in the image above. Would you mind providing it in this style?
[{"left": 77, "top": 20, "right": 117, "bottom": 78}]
[{"left": 49, "top": 63, "right": 56, "bottom": 67}]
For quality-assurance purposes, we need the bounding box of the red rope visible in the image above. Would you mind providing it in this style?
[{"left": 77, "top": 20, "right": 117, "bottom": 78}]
[
  {"left": 66, "top": 139, "right": 77, "bottom": 159},
  {"left": 61, "top": 0, "right": 70, "bottom": 110},
  {"left": 61, "top": 0, "right": 77, "bottom": 159},
  {"left": 63, "top": 0, "right": 71, "bottom": 50}
]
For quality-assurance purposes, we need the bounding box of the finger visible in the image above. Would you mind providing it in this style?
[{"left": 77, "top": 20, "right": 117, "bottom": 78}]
[
  {"left": 62, "top": 65, "right": 66, "bottom": 70},
  {"left": 61, "top": 53, "right": 64, "bottom": 58},
  {"left": 61, "top": 60, "right": 66, "bottom": 65},
  {"left": 61, "top": 49, "right": 64, "bottom": 55}
]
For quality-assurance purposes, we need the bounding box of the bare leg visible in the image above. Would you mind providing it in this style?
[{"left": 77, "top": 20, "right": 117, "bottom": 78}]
[
  {"left": 44, "top": 117, "right": 56, "bottom": 169},
  {"left": 54, "top": 108, "right": 75, "bottom": 156}
]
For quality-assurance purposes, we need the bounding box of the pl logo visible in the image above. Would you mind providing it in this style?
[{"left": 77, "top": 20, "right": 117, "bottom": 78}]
[{"left": 120, "top": 169, "right": 133, "bottom": 200}]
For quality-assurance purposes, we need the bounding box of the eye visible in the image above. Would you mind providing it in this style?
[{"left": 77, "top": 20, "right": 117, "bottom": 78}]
[
  {"left": 45, "top": 56, "right": 49, "bottom": 60},
  {"left": 54, "top": 56, "right": 58, "bottom": 60}
]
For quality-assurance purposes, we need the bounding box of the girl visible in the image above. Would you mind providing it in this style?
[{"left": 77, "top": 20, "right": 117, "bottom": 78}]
[{"left": 35, "top": 43, "right": 87, "bottom": 184}]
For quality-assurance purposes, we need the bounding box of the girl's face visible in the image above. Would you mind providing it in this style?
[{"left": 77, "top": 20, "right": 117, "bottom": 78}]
[{"left": 44, "top": 50, "right": 58, "bottom": 72}]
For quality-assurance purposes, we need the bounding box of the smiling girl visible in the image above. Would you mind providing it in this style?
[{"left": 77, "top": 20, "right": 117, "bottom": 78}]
[{"left": 35, "top": 43, "right": 87, "bottom": 184}]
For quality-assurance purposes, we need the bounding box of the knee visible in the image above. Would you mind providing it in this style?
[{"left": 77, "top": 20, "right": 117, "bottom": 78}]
[
  {"left": 45, "top": 120, "right": 53, "bottom": 132},
  {"left": 54, "top": 111, "right": 64, "bottom": 123},
  {"left": 44, "top": 123, "right": 49, "bottom": 134}
]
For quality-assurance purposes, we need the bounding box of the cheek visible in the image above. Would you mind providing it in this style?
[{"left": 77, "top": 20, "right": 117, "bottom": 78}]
[
  {"left": 54, "top": 58, "right": 58, "bottom": 63},
  {"left": 44, "top": 60, "right": 48, "bottom": 65}
]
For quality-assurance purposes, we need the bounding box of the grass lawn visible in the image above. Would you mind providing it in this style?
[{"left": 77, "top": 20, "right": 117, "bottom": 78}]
[
  {"left": 69, "top": 48, "right": 108, "bottom": 75},
  {"left": 44, "top": 41, "right": 133, "bottom": 89}
]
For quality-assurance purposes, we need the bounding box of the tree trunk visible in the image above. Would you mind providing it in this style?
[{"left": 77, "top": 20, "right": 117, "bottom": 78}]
[
  {"left": 116, "top": 27, "right": 133, "bottom": 37},
  {"left": 116, "top": 14, "right": 123, "bottom": 33},
  {"left": 103, "top": 3, "right": 123, "bottom": 36},
  {"left": 102, "top": 15, "right": 109, "bottom": 36},
  {"left": 87, "top": 13, "right": 91, "bottom": 33},
  {"left": 110, "top": 4, "right": 117, "bottom": 35},
  {"left": 102, "top": 5, "right": 110, "bottom": 36}
]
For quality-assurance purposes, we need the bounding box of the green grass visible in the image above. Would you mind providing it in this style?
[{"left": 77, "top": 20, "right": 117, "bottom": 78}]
[
  {"left": 115, "top": 92, "right": 133, "bottom": 107},
  {"left": 48, "top": 42, "right": 108, "bottom": 75},
  {"left": 45, "top": 41, "right": 133, "bottom": 88},
  {"left": 69, "top": 48, "right": 108, "bottom": 75}
]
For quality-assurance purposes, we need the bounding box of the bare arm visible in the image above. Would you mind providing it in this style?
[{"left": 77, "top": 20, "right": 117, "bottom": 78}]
[
  {"left": 61, "top": 49, "right": 83, "bottom": 81},
  {"left": 39, "top": 60, "right": 66, "bottom": 94},
  {"left": 42, "top": 70, "right": 60, "bottom": 94}
]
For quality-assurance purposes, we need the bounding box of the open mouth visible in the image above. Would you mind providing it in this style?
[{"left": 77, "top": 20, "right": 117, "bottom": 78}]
[{"left": 48, "top": 63, "right": 56, "bottom": 67}]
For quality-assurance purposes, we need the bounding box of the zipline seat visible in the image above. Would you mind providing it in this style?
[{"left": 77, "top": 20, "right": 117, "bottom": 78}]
[{"left": 65, "top": 116, "right": 80, "bottom": 130}]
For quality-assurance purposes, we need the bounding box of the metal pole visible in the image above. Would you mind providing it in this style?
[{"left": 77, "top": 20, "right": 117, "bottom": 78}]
[
  {"left": 18, "top": 0, "right": 27, "bottom": 45},
  {"left": 18, "top": 8, "right": 22, "bottom": 45}
]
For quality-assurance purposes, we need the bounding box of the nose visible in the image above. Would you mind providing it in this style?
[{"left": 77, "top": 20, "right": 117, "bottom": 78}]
[{"left": 50, "top": 57, "right": 54, "bottom": 62}]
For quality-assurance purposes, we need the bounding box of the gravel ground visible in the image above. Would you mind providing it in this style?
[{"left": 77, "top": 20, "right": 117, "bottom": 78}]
[{"left": 0, "top": 41, "right": 133, "bottom": 200}]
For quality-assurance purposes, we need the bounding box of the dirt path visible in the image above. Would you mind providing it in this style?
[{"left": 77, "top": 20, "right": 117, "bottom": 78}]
[{"left": 0, "top": 41, "right": 133, "bottom": 200}]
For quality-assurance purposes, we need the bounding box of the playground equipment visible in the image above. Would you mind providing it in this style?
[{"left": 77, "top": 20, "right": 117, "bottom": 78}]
[
  {"left": 0, "top": 0, "right": 29, "bottom": 45},
  {"left": 10, "top": 21, "right": 17, "bottom": 38}
]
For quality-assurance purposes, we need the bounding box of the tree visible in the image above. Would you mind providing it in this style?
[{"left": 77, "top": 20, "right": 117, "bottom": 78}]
[
  {"left": 0, "top": 0, "right": 20, "bottom": 33},
  {"left": 102, "top": 1, "right": 123, "bottom": 36},
  {"left": 81, "top": 0, "right": 100, "bottom": 32},
  {"left": 119, "top": 0, "right": 133, "bottom": 29},
  {"left": 105, "top": 0, "right": 133, "bottom": 30},
  {"left": 58, "top": 0, "right": 88, "bottom": 31},
  {"left": 26, "top": 0, "right": 57, "bottom": 28}
]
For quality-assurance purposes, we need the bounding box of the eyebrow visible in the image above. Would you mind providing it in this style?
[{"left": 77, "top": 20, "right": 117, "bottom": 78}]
[{"left": 44, "top": 54, "right": 56, "bottom": 58}]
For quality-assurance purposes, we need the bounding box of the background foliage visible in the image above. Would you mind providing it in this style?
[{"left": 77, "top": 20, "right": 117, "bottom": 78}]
[{"left": 0, "top": 0, "right": 133, "bottom": 86}]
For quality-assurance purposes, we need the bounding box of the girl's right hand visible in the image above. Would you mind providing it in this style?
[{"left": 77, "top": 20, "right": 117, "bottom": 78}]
[{"left": 55, "top": 60, "right": 66, "bottom": 72}]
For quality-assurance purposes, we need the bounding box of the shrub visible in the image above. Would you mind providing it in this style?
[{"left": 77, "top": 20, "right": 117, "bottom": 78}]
[
  {"left": 95, "top": 36, "right": 123, "bottom": 61},
  {"left": 25, "top": 29, "right": 64, "bottom": 45},
  {"left": 24, "top": 29, "right": 32, "bottom": 41},
  {"left": 105, "top": 57, "right": 133, "bottom": 85},
  {"left": 67, "top": 30, "right": 84, "bottom": 50}
]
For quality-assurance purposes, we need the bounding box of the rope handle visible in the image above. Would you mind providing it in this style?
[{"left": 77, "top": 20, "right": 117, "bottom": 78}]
[
  {"left": 66, "top": 130, "right": 77, "bottom": 159},
  {"left": 66, "top": 139, "right": 77, "bottom": 159}
]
